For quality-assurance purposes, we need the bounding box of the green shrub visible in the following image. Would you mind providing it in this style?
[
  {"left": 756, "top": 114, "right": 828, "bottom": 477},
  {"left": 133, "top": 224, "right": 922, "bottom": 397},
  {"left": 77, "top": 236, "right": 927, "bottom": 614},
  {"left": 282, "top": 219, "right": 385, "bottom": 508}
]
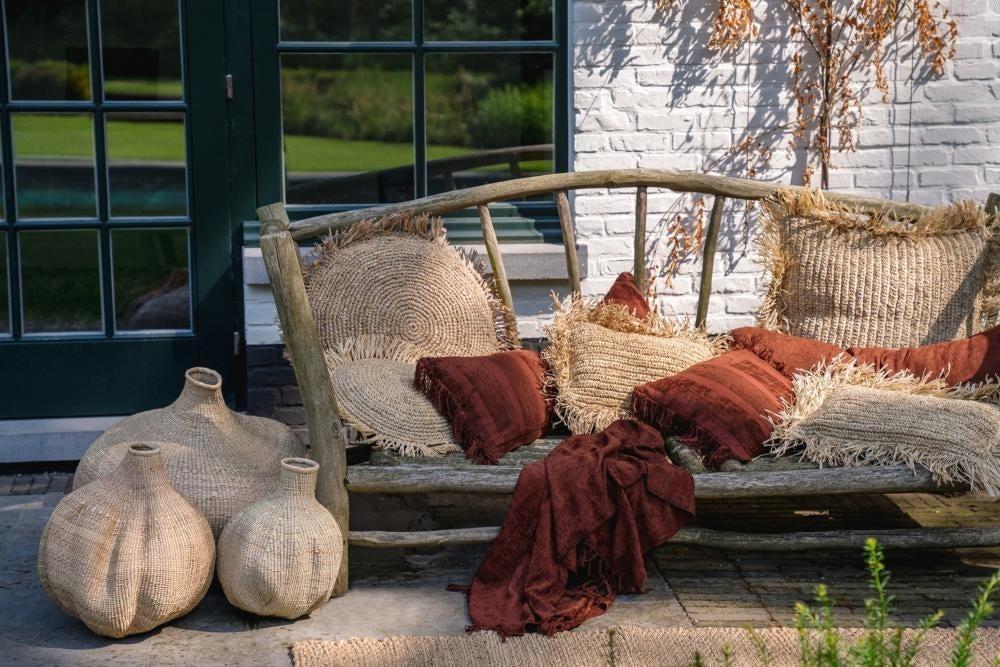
[
  {"left": 470, "top": 83, "right": 552, "bottom": 149},
  {"left": 9, "top": 59, "right": 90, "bottom": 100}
]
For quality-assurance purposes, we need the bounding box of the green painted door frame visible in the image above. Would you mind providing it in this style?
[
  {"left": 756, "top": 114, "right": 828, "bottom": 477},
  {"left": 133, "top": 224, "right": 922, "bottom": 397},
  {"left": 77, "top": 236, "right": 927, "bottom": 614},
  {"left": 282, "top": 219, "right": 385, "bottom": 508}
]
[{"left": 0, "top": 1, "right": 239, "bottom": 419}]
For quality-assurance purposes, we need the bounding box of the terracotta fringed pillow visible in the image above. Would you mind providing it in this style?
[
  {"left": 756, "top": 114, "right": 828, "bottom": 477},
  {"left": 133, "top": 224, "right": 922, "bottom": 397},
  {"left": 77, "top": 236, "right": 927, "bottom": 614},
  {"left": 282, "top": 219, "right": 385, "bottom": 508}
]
[
  {"left": 758, "top": 191, "right": 999, "bottom": 348},
  {"left": 769, "top": 361, "right": 1000, "bottom": 495},
  {"left": 850, "top": 324, "right": 1000, "bottom": 386},
  {"left": 415, "top": 349, "right": 553, "bottom": 464},
  {"left": 632, "top": 350, "right": 794, "bottom": 468},
  {"left": 602, "top": 272, "right": 651, "bottom": 318},
  {"left": 544, "top": 295, "right": 722, "bottom": 434},
  {"left": 730, "top": 326, "right": 847, "bottom": 378}
]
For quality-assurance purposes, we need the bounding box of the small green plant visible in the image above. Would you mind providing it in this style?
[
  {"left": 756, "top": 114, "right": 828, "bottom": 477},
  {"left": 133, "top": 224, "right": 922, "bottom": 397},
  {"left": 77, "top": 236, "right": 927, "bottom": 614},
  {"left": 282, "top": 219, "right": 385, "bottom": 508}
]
[{"left": 789, "top": 538, "right": 998, "bottom": 667}]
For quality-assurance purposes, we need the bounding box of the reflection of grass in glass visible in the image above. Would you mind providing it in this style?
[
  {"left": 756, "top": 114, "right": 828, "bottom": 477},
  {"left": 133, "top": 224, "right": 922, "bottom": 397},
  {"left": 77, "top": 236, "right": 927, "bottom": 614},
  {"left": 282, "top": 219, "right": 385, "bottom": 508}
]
[
  {"left": 20, "top": 231, "right": 103, "bottom": 333},
  {"left": 103, "top": 78, "right": 184, "bottom": 100}
]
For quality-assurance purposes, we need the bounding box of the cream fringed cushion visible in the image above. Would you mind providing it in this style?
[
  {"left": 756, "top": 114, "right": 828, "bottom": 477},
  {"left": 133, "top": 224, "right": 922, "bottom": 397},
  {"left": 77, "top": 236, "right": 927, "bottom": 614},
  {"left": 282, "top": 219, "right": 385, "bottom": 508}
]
[
  {"left": 769, "top": 361, "right": 1000, "bottom": 495},
  {"left": 38, "top": 444, "right": 214, "bottom": 638},
  {"left": 326, "top": 336, "right": 459, "bottom": 457},
  {"left": 303, "top": 213, "right": 518, "bottom": 357},
  {"left": 758, "top": 191, "right": 999, "bottom": 348},
  {"left": 543, "top": 298, "right": 721, "bottom": 434}
]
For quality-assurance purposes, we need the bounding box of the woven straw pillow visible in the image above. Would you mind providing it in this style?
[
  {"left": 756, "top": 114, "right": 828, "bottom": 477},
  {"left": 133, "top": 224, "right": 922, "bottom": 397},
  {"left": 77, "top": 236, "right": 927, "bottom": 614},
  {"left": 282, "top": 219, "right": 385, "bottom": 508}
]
[
  {"left": 769, "top": 361, "right": 1000, "bottom": 495},
  {"left": 758, "top": 191, "right": 999, "bottom": 348},
  {"left": 544, "top": 298, "right": 721, "bottom": 434},
  {"left": 303, "top": 214, "right": 517, "bottom": 358},
  {"left": 325, "top": 336, "right": 459, "bottom": 458}
]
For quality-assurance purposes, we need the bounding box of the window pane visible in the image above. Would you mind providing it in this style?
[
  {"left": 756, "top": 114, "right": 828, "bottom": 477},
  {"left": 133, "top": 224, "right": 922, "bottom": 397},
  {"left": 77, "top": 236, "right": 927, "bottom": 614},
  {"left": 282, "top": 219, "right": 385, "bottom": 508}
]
[
  {"left": 0, "top": 233, "right": 8, "bottom": 335},
  {"left": 424, "top": 0, "right": 553, "bottom": 41},
  {"left": 106, "top": 112, "right": 187, "bottom": 217},
  {"left": 282, "top": 54, "right": 414, "bottom": 205},
  {"left": 4, "top": 0, "right": 91, "bottom": 101},
  {"left": 19, "top": 229, "right": 103, "bottom": 334},
  {"left": 112, "top": 228, "right": 190, "bottom": 331},
  {"left": 425, "top": 54, "right": 553, "bottom": 196},
  {"left": 101, "top": 0, "right": 183, "bottom": 101},
  {"left": 280, "top": 0, "right": 410, "bottom": 42},
  {"left": 12, "top": 113, "right": 97, "bottom": 219}
]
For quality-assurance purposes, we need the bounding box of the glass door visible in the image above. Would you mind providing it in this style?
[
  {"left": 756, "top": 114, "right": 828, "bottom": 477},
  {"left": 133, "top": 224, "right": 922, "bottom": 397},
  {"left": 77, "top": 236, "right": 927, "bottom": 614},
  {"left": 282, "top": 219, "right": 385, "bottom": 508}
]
[{"left": 0, "top": 0, "right": 235, "bottom": 419}]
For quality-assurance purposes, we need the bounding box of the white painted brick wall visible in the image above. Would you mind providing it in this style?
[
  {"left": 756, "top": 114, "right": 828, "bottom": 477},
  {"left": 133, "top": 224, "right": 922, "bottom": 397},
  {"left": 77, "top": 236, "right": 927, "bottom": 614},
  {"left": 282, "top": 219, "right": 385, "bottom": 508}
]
[{"left": 572, "top": 0, "right": 1000, "bottom": 332}]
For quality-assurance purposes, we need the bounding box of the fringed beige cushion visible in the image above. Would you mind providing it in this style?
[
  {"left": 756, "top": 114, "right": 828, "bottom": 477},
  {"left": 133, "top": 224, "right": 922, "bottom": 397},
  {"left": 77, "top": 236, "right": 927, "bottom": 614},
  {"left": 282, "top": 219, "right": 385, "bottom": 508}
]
[
  {"left": 325, "top": 336, "right": 459, "bottom": 457},
  {"left": 758, "top": 191, "right": 999, "bottom": 348},
  {"left": 769, "top": 361, "right": 1000, "bottom": 495},
  {"left": 303, "top": 213, "right": 517, "bottom": 357},
  {"left": 543, "top": 297, "right": 722, "bottom": 434}
]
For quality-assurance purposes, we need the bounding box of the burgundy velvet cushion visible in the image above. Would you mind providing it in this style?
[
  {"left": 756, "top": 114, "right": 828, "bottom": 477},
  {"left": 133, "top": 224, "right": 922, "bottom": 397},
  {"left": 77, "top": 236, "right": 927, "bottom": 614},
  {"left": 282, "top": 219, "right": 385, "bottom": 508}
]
[
  {"left": 602, "top": 272, "right": 651, "bottom": 318},
  {"left": 415, "top": 349, "right": 553, "bottom": 464},
  {"left": 631, "top": 350, "right": 794, "bottom": 467},
  {"left": 730, "top": 326, "right": 846, "bottom": 378},
  {"left": 850, "top": 324, "right": 1000, "bottom": 385}
]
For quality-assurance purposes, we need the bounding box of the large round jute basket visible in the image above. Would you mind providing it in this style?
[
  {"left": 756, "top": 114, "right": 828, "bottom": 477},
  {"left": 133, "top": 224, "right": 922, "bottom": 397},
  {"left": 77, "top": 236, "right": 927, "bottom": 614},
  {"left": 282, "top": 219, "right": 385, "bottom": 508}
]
[
  {"left": 217, "top": 458, "right": 343, "bottom": 619},
  {"left": 38, "top": 444, "right": 215, "bottom": 638},
  {"left": 74, "top": 367, "right": 306, "bottom": 536},
  {"left": 325, "top": 336, "right": 459, "bottom": 457},
  {"left": 303, "top": 213, "right": 518, "bottom": 358}
]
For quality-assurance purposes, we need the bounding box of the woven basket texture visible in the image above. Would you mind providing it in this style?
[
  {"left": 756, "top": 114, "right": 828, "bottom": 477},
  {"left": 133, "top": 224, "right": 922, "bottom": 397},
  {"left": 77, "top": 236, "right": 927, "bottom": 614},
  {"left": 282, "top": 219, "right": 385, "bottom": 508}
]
[
  {"left": 38, "top": 444, "right": 215, "bottom": 638},
  {"left": 758, "top": 192, "right": 999, "bottom": 348},
  {"left": 74, "top": 367, "right": 306, "bottom": 536},
  {"left": 303, "top": 214, "right": 516, "bottom": 358},
  {"left": 292, "top": 625, "right": 1000, "bottom": 667},
  {"left": 217, "top": 458, "right": 343, "bottom": 619},
  {"left": 544, "top": 298, "right": 719, "bottom": 434},
  {"left": 325, "top": 336, "right": 459, "bottom": 457},
  {"left": 769, "top": 361, "right": 1000, "bottom": 495}
]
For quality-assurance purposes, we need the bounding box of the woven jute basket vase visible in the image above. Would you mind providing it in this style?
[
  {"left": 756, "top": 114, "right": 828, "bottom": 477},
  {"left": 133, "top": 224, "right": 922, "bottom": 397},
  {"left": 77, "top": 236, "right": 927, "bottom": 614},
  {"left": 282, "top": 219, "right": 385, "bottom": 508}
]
[
  {"left": 217, "top": 458, "right": 343, "bottom": 619},
  {"left": 74, "top": 367, "right": 306, "bottom": 536},
  {"left": 38, "top": 444, "right": 215, "bottom": 638}
]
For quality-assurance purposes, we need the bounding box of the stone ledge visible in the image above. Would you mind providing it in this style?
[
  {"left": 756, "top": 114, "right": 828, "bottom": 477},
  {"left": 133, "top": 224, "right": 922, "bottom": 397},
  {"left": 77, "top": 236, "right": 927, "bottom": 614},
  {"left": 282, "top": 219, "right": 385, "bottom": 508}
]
[{"left": 243, "top": 243, "right": 588, "bottom": 286}]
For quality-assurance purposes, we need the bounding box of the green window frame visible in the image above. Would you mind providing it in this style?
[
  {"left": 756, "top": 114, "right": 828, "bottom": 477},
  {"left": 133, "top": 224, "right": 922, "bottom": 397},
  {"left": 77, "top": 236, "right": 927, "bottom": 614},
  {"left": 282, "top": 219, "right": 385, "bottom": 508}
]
[{"left": 248, "top": 0, "right": 570, "bottom": 244}]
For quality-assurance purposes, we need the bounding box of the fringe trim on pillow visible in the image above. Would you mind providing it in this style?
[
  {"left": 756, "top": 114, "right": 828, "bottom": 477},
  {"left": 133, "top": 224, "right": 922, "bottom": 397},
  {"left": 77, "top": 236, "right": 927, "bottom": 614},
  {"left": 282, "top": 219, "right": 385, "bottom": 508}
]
[
  {"left": 542, "top": 295, "right": 726, "bottom": 434},
  {"left": 302, "top": 212, "right": 519, "bottom": 352},
  {"left": 767, "top": 359, "right": 1000, "bottom": 494},
  {"left": 756, "top": 191, "right": 999, "bottom": 332},
  {"left": 323, "top": 334, "right": 427, "bottom": 370}
]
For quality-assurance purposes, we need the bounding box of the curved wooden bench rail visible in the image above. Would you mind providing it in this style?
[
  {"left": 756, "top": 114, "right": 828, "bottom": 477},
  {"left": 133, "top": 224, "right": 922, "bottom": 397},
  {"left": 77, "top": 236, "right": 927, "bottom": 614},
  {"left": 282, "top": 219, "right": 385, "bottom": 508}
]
[{"left": 255, "top": 171, "right": 986, "bottom": 595}]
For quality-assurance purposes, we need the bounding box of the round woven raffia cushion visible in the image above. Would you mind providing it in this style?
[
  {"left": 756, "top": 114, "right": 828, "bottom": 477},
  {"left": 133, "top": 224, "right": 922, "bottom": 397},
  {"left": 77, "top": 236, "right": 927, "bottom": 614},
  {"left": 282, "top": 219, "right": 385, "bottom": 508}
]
[
  {"left": 543, "top": 298, "right": 721, "bottom": 434},
  {"left": 303, "top": 215, "right": 516, "bottom": 358},
  {"left": 326, "top": 336, "right": 459, "bottom": 457}
]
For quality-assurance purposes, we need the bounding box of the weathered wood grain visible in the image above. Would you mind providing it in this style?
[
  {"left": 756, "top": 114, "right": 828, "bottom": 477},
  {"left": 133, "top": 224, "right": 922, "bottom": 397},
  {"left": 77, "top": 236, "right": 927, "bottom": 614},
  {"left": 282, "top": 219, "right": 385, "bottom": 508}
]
[
  {"left": 696, "top": 195, "right": 726, "bottom": 328},
  {"left": 555, "top": 191, "right": 581, "bottom": 297},
  {"left": 476, "top": 204, "right": 514, "bottom": 313},
  {"left": 286, "top": 170, "right": 932, "bottom": 241},
  {"left": 348, "top": 526, "right": 1000, "bottom": 550},
  {"left": 634, "top": 186, "right": 647, "bottom": 288},
  {"left": 346, "top": 462, "right": 964, "bottom": 498},
  {"left": 258, "top": 203, "right": 350, "bottom": 596}
]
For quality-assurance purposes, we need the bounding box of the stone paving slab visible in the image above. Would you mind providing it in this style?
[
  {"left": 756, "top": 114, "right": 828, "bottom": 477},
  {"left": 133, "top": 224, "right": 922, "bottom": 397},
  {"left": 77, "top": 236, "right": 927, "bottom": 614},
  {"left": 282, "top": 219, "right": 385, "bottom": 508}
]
[{"left": 2, "top": 476, "right": 999, "bottom": 665}]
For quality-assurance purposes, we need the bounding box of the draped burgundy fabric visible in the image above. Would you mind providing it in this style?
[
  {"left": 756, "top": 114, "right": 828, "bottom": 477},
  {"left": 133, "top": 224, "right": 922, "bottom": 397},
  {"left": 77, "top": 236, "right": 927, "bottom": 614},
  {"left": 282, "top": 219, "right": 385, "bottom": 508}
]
[
  {"left": 455, "top": 419, "right": 694, "bottom": 637},
  {"left": 415, "top": 349, "right": 553, "bottom": 464},
  {"left": 631, "top": 350, "right": 794, "bottom": 468},
  {"left": 730, "top": 326, "right": 847, "bottom": 378},
  {"left": 850, "top": 324, "right": 1000, "bottom": 386},
  {"left": 602, "top": 272, "right": 652, "bottom": 319}
]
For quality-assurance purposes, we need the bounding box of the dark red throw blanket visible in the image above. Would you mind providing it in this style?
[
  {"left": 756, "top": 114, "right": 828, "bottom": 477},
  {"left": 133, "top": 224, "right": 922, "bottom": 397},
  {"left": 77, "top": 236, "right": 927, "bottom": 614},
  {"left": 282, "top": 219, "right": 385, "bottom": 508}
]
[{"left": 454, "top": 419, "right": 695, "bottom": 637}]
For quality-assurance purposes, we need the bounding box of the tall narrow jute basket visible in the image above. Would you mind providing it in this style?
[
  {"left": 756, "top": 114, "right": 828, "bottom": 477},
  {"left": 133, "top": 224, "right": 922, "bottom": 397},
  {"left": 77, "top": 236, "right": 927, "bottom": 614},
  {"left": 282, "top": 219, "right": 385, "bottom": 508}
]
[
  {"left": 38, "top": 444, "right": 215, "bottom": 638},
  {"left": 217, "top": 458, "right": 344, "bottom": 619},
  {"left": 74, "top": 367, "right": 306, "bottom": 536}
]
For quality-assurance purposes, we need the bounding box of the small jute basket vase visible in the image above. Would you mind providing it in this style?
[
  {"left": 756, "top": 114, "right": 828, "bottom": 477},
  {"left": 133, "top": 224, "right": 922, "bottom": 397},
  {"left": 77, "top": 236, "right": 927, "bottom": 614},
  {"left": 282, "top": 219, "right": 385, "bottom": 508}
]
[
  {"left": 38, "top": 444, "right": 215, "bottom": 638},
  {"left": 217, "top": 457, "right": 344, "bottom": 619},
  {"left": 74, "top": 367, "right": 306, "bottom": 536}
]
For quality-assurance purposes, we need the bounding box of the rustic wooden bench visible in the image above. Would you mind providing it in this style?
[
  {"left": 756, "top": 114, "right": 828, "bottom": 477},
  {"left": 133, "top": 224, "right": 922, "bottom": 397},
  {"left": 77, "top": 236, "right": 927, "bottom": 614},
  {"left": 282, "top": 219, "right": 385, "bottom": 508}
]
[{"left": 257, "top": 170, "right": 1000, "bottom": 595}]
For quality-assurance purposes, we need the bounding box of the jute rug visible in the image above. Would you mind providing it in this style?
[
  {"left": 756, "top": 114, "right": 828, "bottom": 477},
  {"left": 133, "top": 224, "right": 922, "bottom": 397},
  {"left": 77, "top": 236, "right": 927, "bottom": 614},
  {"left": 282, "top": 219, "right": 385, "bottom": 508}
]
[{"left": 292, "top": 625, "right": 1000, "bottom": 667}]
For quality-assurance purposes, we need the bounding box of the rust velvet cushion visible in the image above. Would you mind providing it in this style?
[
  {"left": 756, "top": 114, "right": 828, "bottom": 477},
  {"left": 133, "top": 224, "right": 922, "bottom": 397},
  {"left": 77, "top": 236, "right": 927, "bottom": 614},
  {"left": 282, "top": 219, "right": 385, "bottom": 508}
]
[
  {"left": 601, "top": 272, "right": 651, "bottom": 319},
  {"left": 415, "top": 349, "right": 552, "bottom": 464},
  {"left": 631, "top": 350, "right": 794, "bottom": 467},
  {"left": 849, "top": 324, "right": 1000, "bottom": 386},
  {"left": 730, "top": 326, "right": 847, "bottom": 378}
]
